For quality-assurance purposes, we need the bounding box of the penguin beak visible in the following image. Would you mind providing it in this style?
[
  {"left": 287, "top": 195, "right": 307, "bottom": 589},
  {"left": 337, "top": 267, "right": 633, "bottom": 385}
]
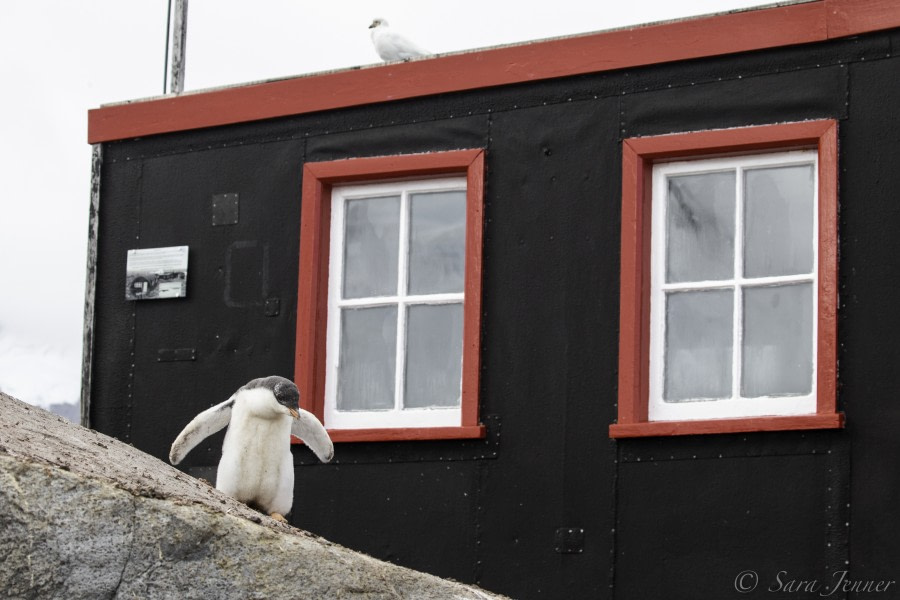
[{"left": 288, "top": 407, "right": 300, "bottom": 419}]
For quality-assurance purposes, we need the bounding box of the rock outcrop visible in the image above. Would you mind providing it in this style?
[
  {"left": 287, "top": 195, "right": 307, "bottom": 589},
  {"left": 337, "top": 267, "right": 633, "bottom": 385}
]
[{"left": 0, "top": 392, "right": 505, "bottom": 599}]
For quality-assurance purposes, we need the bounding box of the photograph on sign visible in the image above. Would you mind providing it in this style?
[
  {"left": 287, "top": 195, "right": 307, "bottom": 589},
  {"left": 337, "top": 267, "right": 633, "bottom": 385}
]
[{"left": 125, "top": 246, "right": 189, "bottom": 300}]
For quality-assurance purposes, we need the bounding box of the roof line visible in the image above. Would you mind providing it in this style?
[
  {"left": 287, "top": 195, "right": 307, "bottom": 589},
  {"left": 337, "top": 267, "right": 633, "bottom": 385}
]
[
  {"left": 94, "top": 0, "right": 814, "bottom": 110},
  {"left": 87, "top": 0, "right": 900, "bottom": 144}
]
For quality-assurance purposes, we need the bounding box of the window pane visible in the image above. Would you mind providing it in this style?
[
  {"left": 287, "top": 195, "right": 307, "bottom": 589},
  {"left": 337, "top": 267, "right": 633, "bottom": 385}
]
[
  {"left": 343, "top": 196, "right": 400, "bottom": 299},
  {"left": 666, "top": 172, "right": 736, "bottom": 283},
  {"left": 665, "top": 289, "right": 733, "bottom": 401},
  {"left": 742, "top": 283, "right": 813, "bottom": 397},
  {"left": 337, "top": 306, "right": 397, "bottom": 411},
  {"left": 744, "top": 165, "right": 815, "bottom": 278},
  {"left": 408, "top": 191, "right": 466, "bottom": 295},
  {"left": 404, "top": 303, "right": 464, "bottom": 409}
]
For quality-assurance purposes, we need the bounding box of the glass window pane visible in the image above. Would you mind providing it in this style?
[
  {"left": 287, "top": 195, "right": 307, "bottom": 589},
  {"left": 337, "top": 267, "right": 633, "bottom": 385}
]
[
  {"left": 666, "top": 171, "right": 736, "bottom": 283},
  {"left": 337, "top": 306, "right": 397, "bottom": 411},
  {"left": 343, "top": 196, "right": 400, "bottom": 299},
  {"left": 408, "top": 191, "right": 467, "bottom": 295},
  {"left": 744, "top": 165, "right": 815, "bottom": 278},
  {"left": 742, "top": 283, "right": 813, "bottom": 397},
  {"left": 665, "top": 289, "right": 734, "bottom": 401},
  {"left": 404, "top": 303, "right": 463, "bottom": 408}
]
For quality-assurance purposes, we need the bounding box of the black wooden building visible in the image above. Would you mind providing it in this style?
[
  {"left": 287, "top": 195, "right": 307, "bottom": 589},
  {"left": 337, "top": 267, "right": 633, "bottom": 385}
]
[{"left": 84, "top": 2, "right": 900, "bottom": 598}]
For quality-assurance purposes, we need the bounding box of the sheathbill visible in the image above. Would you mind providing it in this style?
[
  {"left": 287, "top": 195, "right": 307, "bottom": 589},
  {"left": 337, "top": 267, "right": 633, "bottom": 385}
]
[
  {"left": 369, "top": 18, "right": 429, "bottom": 61},
  {"left": 169, "top": 375, "right": 334, "bottom": 523}
]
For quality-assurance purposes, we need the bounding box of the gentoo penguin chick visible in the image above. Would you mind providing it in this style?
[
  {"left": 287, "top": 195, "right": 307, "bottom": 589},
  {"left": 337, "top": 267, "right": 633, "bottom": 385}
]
[{"left": 169, "top": 376, "right": 333, "bottom": 523}]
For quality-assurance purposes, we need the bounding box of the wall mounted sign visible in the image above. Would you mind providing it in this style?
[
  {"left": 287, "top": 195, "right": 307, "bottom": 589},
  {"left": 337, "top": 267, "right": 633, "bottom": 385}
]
[{"left": 125, "top": 246, "right": 189, "bottom": 300}]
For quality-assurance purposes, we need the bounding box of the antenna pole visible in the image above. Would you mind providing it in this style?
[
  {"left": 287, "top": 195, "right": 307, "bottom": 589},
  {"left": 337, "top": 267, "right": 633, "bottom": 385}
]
[
  {"left": 167, "top": 0, "right": 189, "bottom": 94},
  {"left": 163, "top": 0, "right": 172, "bottom": 94}
]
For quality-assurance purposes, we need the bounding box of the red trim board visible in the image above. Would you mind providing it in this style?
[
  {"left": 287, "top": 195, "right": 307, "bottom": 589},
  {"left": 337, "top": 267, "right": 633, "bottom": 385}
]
[{"left": 88, "top": 0, "right": 900, "bottom": 143}]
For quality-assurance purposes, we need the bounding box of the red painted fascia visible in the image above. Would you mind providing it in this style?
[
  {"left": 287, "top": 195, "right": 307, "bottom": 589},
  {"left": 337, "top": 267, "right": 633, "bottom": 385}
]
[{"left": 87, "top": 0, "right": 900, "bottom": 144}]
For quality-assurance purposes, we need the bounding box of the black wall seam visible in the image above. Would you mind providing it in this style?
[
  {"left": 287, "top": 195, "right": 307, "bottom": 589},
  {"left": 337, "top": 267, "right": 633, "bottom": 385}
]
[
  {"left": 609, "top": 442, "right": 621, "bottom": 599},
  {"left": 123, "top": 161, "right": 144, "bottom": 443}
]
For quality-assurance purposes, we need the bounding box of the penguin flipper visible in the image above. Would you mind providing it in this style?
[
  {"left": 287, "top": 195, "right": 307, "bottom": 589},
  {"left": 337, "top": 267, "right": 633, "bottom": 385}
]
[
  {"left": 290, "top": 409, "right": 334, "bottom": 463},
  {"left": 169, "top": 397, "right": 234, "bottom": 465}
]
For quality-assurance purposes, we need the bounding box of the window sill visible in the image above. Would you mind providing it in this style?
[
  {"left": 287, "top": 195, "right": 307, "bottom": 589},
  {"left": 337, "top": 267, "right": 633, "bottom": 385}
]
[
  {"left": 608, "top": 412, "right": 844, "bottom": 439},
  {"left": 293, "top": 424, "right": 486, "bottom": 444}
]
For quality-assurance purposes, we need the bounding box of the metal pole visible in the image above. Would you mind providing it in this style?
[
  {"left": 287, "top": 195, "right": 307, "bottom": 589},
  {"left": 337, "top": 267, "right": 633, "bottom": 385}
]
[
  {"left": 169, "top": 0, "right": 188, "bottom": 94},
  {"left": 163, "top": 0, "right": 172, "bottom": 94}
]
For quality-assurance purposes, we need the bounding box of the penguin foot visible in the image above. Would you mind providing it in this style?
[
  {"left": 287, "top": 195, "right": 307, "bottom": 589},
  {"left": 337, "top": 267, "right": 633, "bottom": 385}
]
[{"left": 269, "top": 513, "right": 288, "bottom": 523}]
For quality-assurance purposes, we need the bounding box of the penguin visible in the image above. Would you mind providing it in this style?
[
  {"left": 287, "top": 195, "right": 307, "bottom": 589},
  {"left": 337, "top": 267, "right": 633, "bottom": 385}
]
[{"left": 169, "top": 375, "right": 334, "bottom": 523}]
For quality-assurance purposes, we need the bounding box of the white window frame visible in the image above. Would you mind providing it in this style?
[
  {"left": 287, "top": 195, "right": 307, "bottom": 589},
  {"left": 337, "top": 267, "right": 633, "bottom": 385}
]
[
  {"left": 324, "top": 176, "right": 467, "bottom": 430},
  {"left": 649, "top": 149, "right": 818, "bottom": 422}
]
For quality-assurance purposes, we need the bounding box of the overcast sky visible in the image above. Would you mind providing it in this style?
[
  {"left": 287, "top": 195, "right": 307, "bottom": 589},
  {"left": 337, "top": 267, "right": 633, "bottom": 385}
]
[{"left": 0, "top": 0, "right": 773, "bottom": 412}]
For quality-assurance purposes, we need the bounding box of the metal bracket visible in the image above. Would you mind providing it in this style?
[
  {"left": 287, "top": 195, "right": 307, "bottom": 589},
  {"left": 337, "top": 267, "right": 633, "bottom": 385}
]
[
  {"left": 265, "top": 297, "right": 281, "bottom": 317},
  {"left": 555, "top": 528, "right": 585, "bottom": 554},
  {"left": 157, "top": 348, "right": 197, "bottom": 362},
  {"left": 212, "top": 193, "right": 239, "bottom": 226}
]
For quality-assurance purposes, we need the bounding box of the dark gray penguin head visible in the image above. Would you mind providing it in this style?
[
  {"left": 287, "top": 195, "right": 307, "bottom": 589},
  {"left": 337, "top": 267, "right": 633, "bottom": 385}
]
[{"left": 242, "top": 375, "right": 300, "bottom": 415}]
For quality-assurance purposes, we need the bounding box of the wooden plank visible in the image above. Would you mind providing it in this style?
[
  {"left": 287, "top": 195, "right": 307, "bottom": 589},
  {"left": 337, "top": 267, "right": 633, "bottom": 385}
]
[
  {"left": 294, "top": 425, "right": 487, "bottom": 444},
  {"left": 616, "top": 140, "right": 647, "bottom": 425},
  {"left": 826, "top": 0, "right": 900, "bottom": 38},
  {"left": 609, "top": 413, "right": 845, "bottom": 438},
  {"left": 816, "top": 121, "right": 840, "bottom": 415},
  {"left": 80, "top": 145, "right": 102, "bottom": 428}
]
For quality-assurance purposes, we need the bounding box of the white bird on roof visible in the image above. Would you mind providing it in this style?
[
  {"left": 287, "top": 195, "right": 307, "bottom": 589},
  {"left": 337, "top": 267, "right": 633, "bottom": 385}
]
[
  {"left": 169, "top": 376, "right": 333, "bottom": 523},
  {"left": 369, "top": 18, "right": 430, "bottom": 62}
]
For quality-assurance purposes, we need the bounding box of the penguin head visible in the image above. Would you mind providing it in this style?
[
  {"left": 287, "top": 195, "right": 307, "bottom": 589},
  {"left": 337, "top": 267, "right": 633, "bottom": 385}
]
[
  {"left": 272, "top": 378, "right": 301, "bottom": 418},
  {"left": 242, "top": 376, "right": 301, "bottom": 418}
]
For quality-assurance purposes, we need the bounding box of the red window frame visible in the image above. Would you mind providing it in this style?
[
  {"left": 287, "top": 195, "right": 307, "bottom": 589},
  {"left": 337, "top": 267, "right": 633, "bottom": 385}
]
[
  {"left": 610, "top": 120, "right": 844, "bottom": 438},
  {"left": 294, "top": 150, "right": 486, "bottom": 443}
]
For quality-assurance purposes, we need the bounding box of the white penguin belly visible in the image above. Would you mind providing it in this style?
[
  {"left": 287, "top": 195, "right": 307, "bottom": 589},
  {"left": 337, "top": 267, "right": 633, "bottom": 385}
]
[{"left": 216, "top": 406, "right": 294, "bottom": 515}]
